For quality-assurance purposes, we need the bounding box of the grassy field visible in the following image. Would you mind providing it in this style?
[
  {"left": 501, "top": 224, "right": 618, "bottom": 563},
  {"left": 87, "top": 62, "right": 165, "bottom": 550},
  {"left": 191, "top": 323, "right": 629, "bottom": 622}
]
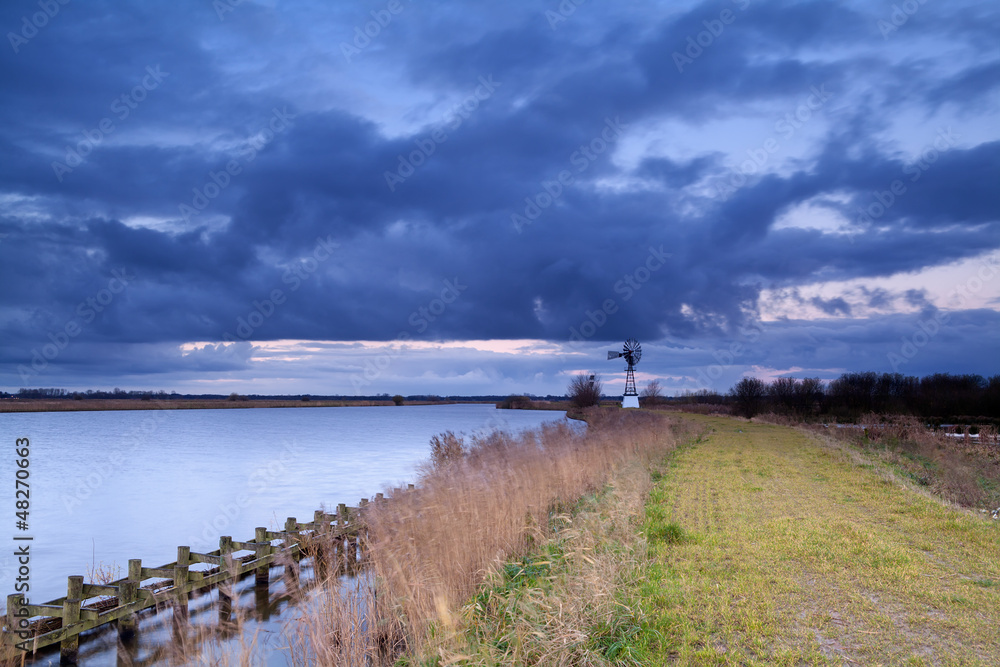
[{"left": 441, "top": 414, "right": 1000, "bottom": 665}]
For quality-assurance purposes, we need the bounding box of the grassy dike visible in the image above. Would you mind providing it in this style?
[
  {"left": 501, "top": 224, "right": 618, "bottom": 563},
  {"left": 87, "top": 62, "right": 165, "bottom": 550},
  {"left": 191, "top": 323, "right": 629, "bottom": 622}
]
[{"left": 433, "top": 414, "right": 1000, "bottom": 665}]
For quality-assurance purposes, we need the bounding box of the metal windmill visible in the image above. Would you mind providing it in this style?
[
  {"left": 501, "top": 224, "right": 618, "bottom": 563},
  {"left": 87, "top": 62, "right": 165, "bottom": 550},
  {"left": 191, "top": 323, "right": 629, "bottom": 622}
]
[{"left": 607, "top": 338, "right": 642, "bottom": 408}]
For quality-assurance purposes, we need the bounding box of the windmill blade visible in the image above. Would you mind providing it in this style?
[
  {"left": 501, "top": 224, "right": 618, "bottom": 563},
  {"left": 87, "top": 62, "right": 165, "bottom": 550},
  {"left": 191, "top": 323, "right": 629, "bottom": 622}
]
[
  {"left": 607, "top": 351, "right": 622, "bottom": 360},
  {"left": 623, "top": 338, "right": 642, "bottom": 365}
]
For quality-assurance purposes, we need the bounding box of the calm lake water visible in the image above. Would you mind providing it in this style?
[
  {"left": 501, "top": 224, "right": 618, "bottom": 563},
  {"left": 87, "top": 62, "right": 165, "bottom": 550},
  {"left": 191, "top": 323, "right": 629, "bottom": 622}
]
[{"left": 0, "top": 405, "right": 569, "bottom": 605}]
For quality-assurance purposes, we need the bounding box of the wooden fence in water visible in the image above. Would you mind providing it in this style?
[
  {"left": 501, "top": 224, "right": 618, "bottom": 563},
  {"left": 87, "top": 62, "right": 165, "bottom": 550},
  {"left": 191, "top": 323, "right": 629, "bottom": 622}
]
[{"left": 2, "top": 490, "right": 404, "bottom": 665}]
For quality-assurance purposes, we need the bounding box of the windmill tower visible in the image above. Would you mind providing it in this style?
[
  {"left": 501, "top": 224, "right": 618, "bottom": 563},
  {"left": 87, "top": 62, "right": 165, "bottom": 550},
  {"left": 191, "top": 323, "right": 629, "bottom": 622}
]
[{"left": 607, "top": 338, "right": 642, "bottom": 408}]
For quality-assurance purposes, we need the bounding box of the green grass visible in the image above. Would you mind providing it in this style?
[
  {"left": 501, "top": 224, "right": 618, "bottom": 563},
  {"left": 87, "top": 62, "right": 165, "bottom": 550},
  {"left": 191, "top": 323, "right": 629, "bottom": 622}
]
[{"left": 634, "top": 415, "right": 1000, "bottom": 665}]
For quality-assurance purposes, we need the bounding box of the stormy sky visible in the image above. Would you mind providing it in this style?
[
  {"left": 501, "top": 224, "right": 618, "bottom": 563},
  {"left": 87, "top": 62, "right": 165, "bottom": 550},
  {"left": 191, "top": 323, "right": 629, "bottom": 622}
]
[{"left": 1, "top": 0, "right": 998, "bottom": 397}]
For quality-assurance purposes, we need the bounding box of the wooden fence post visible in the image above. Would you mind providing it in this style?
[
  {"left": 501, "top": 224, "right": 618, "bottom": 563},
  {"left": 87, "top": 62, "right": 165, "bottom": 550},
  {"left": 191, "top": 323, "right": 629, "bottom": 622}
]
[
  {"left": 313, "top": 509, "right": 329, "bottom": 580},
  {"left": 358, "top": 498, "right": 370, "bottom": 564},
  {"left": 285, "top": 517, "right": 299, "bottom": 561},
  {"left": 173, "top": 546, "right": 190, "bottom": 625},
  {"left": 6, "top": 594, "right": 26, "bottom": 644},
  {"left": 283, "top": 517, "right": 300, "bottom": 592},
  {"left": 118, "top": 559, "right": 141, "bottom": 640},
  {"left": 254, "top": 527, "right": 269, "bottom": 586},
  {"left": 60, "top": 575, "right": 83, "bottom": 665},
  {"left": 219, "top": 537, "right": 233, "bottom": 624}
]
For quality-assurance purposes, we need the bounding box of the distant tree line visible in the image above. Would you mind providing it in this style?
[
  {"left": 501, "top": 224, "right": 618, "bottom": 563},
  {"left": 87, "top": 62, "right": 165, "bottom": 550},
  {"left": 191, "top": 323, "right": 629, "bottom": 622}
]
[
  {"left": 6, "top": 388, "right": 174, "bottom": 400},
  {"left": 728, "top": 372, "right": 1000, "bottom": 422},
  {"left": 2, "top": 388, "right": 571, "bottom": 403}
]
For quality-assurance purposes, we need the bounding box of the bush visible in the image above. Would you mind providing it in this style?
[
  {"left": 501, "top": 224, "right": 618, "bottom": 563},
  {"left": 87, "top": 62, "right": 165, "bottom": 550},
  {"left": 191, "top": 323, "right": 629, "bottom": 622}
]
[
  {"left": 498, "top": 395, "right": 532, "bottom": 409},
  {"left": 568, "top": 374, "right": 602, "bottom": 409},
  {"left": 392, "top": 395, "right": 405, "bottom": 406}
]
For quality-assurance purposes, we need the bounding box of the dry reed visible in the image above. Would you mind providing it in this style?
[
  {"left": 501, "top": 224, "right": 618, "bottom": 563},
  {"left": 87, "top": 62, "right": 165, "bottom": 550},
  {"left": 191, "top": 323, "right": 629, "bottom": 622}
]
[{"left": 289, "top": 408, "right": 684, "bottom": 664}]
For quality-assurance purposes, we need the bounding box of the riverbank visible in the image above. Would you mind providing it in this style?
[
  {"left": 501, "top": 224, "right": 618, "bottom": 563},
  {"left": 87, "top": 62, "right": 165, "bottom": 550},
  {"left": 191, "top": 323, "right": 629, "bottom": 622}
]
[{"left": 284, "top": 408, "right": 691, "bottom": 664}]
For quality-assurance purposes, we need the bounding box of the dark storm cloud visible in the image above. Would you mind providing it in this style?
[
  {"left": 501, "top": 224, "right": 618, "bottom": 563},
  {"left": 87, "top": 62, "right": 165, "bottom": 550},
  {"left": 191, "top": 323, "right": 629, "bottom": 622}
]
[{"left": 1, "top": 0, "right": 998, "bottom": 390}]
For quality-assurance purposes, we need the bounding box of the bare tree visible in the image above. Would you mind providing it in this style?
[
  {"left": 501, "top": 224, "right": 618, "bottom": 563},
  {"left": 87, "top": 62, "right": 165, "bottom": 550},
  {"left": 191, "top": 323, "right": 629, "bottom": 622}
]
[
  {"left": 768, "top": 377, "right": 797, "bottom": 414},
  {"left": 794, "top": 377, "right": 823, "bottom": 416},
  {"left": 640, "top": 379, "right": 664, "bottom": 407},
  {"left": 730, "top": 376, "right": 766, "bottom": 419},
  {"left": 568, "top": 373, "right": 603, "bottom": 409}
]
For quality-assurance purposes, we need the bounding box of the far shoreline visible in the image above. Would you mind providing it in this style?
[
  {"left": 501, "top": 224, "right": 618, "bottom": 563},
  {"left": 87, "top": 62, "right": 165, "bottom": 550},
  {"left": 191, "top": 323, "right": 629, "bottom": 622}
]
[{"left": 0, "top": 398, "right": 490, "bottom": 413}]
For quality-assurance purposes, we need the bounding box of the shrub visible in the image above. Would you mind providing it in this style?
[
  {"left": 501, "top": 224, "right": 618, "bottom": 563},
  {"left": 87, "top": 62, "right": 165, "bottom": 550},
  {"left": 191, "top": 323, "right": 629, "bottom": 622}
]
[
  {"left": 498, "top": 395, "right": 532, "bottom": 409},
  {"left": 568, "top": 374, "right": 602, "bottom": 409},
  {"left": 392, "top": 395, "right": 405, "bottom": 406}
]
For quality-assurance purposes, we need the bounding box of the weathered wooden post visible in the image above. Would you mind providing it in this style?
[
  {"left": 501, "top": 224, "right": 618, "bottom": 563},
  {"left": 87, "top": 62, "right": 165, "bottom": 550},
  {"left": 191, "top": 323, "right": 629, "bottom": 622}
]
[
  {"left": 341, "top": 504, "right": 358, "bottom": 571},
  {"left": 218, "top": 536, "right": 234, "bottom": 624},
  {"left": 253, "top": 527, "right": 271, "bottom": 620},
  {"left": 6, "top": 593, "right": 27, "bottom": 648},
  {"left": 334, "top": 503, "right": 348, "bottom": 572},
  {"left": 359, "top": 498, "right": 370, "bottom": 563},
  {"left": 219, "top": 535, "right": 236, "bottom": 604},
  {"left": 285, "top": 517, "right": 299, "bottom": 562},
  {"left": 60, "top": 575, "right": 83, "bottom": 665},
  {"left": 313, "top": 509, "right": 329, "bottom": 581},
  {"left": 283, "top": 517, "right": 300, "bottom": 594},
  {"left": 173, "top": 546, "right": 190, "bottom": 626},
  {"left": 254, "top": 527, "right": 270, "bottom": 586},
  {"left": 117, "top": 559, "right": 142, "bottom": 640}
]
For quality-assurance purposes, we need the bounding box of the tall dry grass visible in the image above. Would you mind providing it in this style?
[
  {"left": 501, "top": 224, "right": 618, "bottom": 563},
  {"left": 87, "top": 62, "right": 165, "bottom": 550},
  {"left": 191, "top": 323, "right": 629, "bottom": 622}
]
[{"left": 289, "top": 408, "right": 685, "bottom": 664}]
